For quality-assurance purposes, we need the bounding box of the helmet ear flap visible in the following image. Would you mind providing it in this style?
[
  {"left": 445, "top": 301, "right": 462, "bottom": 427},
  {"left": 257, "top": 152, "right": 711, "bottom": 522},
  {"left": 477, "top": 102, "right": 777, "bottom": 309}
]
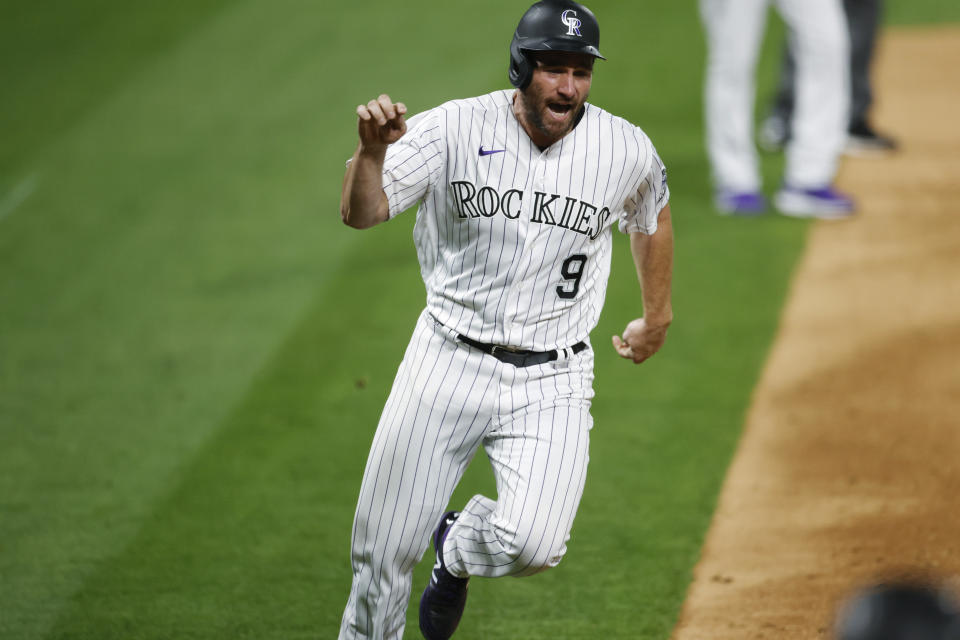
[{"left": 508, "top": 37, "right": 532, "bottom": 89}]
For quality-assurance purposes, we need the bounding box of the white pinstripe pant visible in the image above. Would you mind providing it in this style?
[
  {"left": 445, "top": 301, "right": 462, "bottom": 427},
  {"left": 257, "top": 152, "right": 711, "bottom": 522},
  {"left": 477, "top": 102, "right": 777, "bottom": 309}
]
[{"left": 339, "top": 309, "right": 594, "bottom": 640}]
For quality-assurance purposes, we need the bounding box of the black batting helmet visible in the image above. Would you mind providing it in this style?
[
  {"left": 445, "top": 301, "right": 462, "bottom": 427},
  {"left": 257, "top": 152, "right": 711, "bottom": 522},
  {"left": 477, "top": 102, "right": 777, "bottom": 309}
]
[{"left": 508, "top": 0, "right": 605, "bottom": 90}]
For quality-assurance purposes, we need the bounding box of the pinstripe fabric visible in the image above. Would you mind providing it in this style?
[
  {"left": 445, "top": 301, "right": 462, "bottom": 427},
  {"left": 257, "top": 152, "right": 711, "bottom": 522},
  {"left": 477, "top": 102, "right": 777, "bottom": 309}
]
[
  {"left": 380, "top": 89, "right": 669, "bottom": 351},
  {"left": 445, "top": 350, "right": 593, "bottom": 579},
  {"left": 340, "top": 89, "right": 669, "bottom": 640},
  {"left": 339, "top": 311, "right": 594, "bottom": 639}
]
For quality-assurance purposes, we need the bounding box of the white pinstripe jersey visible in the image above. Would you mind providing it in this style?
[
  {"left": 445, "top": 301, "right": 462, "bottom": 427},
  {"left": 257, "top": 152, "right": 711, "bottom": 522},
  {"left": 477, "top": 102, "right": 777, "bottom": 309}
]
[{"left": 381, "top": 89, "right": 669, "bottom": 351}]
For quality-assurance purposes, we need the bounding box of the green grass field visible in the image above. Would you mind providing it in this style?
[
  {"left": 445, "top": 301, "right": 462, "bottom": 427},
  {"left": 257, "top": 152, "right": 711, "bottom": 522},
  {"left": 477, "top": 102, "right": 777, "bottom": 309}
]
[{"left": 2, "top": 2, "right": 957, "bottom": 638}]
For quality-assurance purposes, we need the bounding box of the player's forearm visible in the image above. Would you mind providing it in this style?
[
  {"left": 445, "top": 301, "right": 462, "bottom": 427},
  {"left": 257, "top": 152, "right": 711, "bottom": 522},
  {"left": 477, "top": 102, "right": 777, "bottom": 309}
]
[
  {"left": 340, "top": 145, "right": 390, "bottom": 229},
  {"left": 631, "top": 205, "right": 674, "bottom": 328}
]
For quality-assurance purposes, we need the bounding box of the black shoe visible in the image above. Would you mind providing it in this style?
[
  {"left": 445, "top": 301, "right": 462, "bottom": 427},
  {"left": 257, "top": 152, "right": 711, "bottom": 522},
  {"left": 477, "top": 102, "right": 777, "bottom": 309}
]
[
  {"left": 419, "top": 511, "right": 469, "bottom": 640},
  {"left": 845, "top": 120, "right": 898, "bottom": 155},
  {"left": 758, "top": 114, "right": 790, "bottom": 152}
]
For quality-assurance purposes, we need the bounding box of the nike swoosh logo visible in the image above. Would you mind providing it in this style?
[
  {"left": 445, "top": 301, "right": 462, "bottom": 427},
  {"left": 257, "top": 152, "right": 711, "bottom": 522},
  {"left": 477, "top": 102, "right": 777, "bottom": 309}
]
[{"left": 479, "top": 146, "right": 506, "bottom": 156}]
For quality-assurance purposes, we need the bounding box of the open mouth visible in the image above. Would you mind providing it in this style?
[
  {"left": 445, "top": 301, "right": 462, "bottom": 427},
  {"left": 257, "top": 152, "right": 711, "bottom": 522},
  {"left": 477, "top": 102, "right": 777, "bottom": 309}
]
[{"left": 547, "top": 102, "right": 574, "bottom": 119}]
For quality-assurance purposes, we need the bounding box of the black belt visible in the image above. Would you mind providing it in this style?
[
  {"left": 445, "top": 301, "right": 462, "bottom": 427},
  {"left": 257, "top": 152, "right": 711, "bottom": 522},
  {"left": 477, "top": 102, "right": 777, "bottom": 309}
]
[{"left": 456, "top": 334, "right": 587, "bottom": 368}]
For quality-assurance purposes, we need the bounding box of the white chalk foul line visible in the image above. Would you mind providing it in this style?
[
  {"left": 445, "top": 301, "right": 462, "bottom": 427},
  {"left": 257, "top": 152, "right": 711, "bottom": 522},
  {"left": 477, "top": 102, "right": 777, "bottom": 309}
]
[{"left": 0, "top": 173, "right": 40, "bottom": 222}]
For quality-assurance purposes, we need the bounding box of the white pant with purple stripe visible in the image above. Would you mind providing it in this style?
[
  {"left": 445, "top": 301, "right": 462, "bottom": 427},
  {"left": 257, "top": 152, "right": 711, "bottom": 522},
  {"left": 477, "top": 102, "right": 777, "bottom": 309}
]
[{"left": 339, "top": 309, "right": 594, "bottom": 640}]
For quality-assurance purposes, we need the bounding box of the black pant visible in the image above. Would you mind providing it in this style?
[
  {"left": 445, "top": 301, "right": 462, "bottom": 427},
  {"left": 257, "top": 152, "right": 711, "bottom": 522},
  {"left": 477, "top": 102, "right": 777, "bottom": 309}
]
[{"left": 769, "top": 0, "right": 882, "bottom": 129}]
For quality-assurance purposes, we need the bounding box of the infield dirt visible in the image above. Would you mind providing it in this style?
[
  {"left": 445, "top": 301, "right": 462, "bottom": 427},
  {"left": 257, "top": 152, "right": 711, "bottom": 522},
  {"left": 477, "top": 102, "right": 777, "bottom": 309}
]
[{"left": 671, "top": 26, "right": 960, "bottom": 639}]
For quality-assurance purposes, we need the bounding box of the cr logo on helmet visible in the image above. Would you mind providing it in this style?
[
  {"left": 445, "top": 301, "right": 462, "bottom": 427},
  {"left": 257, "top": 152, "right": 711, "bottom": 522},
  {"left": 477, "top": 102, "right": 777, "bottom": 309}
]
[{"left": 561, "top": 10, "right": 582, "bottom": 36}]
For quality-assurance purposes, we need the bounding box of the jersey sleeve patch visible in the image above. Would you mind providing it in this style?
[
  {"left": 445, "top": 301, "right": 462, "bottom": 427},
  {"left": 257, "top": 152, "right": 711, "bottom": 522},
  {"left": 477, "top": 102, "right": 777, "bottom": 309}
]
[{"left": 618, "top": 130, "right": 669, "bottom": 235}]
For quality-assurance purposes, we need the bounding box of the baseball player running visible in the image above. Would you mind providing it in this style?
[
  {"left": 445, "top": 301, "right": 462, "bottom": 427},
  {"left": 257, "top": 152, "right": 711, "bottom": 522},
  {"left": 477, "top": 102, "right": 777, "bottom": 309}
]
[{"left": 338, "top": 2, "right": 674, "bottom": 638}]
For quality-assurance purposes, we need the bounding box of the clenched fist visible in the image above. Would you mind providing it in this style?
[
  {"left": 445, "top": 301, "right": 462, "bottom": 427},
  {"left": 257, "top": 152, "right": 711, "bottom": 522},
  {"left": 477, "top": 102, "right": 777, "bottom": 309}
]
[{"left": 357, "top": 94, "right": 407, "bottom": 151}]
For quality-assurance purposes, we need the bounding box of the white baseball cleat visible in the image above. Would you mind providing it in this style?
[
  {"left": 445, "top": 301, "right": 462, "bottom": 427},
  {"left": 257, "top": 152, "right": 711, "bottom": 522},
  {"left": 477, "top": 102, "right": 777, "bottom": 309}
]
[{"left": 775, "top": 185, "right": 855, "bottom": 220}]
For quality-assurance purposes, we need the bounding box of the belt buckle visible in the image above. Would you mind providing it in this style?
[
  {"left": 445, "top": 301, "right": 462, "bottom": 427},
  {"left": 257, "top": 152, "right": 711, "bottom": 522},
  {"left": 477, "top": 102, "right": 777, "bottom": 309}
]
[
  {"left": 492, "top": 344, "right": 525, "bottom": 355},
  {"left": 491, "top": 345, "right": 527, "bottom": 366}
]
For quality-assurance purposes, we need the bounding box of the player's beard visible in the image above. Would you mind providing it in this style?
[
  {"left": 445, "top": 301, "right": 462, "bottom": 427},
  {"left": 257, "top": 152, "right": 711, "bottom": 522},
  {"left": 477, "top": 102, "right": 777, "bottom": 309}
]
[{"left": 519, "top": 84, "right": 588, "bottom": 147}]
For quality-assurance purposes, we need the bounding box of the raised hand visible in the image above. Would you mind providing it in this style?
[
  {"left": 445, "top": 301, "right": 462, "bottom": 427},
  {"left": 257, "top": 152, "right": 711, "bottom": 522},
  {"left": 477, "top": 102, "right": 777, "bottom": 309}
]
[{"left": 357, "top": 94, "right": 408, "bottom": 151}]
